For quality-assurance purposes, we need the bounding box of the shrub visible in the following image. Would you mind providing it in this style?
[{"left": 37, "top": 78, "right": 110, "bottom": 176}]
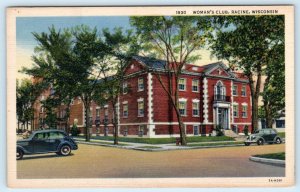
[
  {"left": 71, "top": 124, "right": 80, "bottom": 136},
  {"left": 215, "top": 125, "right": 224, "bottom": 136},
  {"left": 243, "top": 125, "right": 249, "bottom": 136}
]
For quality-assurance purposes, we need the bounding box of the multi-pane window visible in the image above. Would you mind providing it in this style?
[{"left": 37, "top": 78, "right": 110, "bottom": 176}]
[
  {"left": 233, "top": 85, "right": 237, "bottom": 96},
  {"left": 233, "top": 104, "right": 238, "bottom": 117},
  {"left": 123, "top": 104, "right": 128, "bottom": 117},
  {"left": 179, "top": 101, "right": 187, "bottom": 116},
  {"left": 138, "top": 125, "right": 145, "bottom": 137},
  {"left": 242, "top": 105, "right": 248, "bottom": 118},
  {"left": 178, "top": 78, "right": 186, "bottom": 91},
  {"left": 123, "top": 82, "right": 128, "bottom": 94},
  {"left": 192, "top": 79, "right": 199, "bottom": 92},
  {"left": 241, "top": 86, "right": 246, "bottom": 96},
  {"left": 193, "top": 125, "right": 199, "bottom": 135},
  {"left": 96, "top": 108, "right": 100, "bottom": 117},
  {"left": 138, "top": 100, "right": 144, "bottom": 117},
  {"left": 192, "top": 102, "right": 199, "bottom": 116},
  {"left": 138, "top": 77, "right": 144, "bottom": 91}
]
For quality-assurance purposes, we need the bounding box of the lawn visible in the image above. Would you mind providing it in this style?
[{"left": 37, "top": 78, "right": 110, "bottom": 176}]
[
  {"left": 188, "top": 141, "right": 244, "bottom": 147},
  {"left": 277, "top": 132, "right": 285, "bottom": 138},
  {"left": 254, "top": 152, "right": 285, "bottom": 160},
  {"left": 75, "top": 135, "right": 235, "bottom": 144}
]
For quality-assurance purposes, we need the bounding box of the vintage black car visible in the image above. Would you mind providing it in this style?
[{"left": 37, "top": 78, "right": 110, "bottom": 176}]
[
  {"left": 17, "top": 129, "right": 78, "bottom": 160},
  {"left": 244, "top": 128, "right": 282, "bottom": 146}
]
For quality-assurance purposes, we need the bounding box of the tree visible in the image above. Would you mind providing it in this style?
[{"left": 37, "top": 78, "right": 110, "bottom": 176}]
[
  {"left": 16, "top": 79, "right": 47, "bottom": 130},
  {"left": 93, "top": 27, "right": 139, "bottom": 145},
  {"left": 261, "top": 40, "right": 285, "bottom": 128},
  {"left": 209, "top": 15, "right": 284, "bottom": 132},
  {"left": 130, "top": 16, "right": 212, "bottom": 145}
]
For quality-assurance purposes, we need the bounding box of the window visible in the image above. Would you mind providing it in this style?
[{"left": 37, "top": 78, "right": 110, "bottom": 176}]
[
  {"left": 233, "top": 85, "right": 237, "bottom": 96},
  {"left": 123, "top": 104, "right": 128, "bottom": 117},
  {"left": 242, "top": 105, "right": 248, "bottom": 118},
  {"left": 138, "top": 125, "right": 145, "bottom": 137},
  {"left": 71, "top": 99, "right": 74, "bottom": 105},
  {"left": 276, "top": 120, "right": 285, "bottom": 128},
  {"left": 138, "top": 100, "right": 144, "bottom": 117},
  {"left": 96, "top": 108, "right": 100, "bottom": 117},
  {"left": 179, "top": 101, "right": 187, "bottom": 116},
  {"left": 123, "top": 82, "right": 128, "bottom": 94},
  {"left": 123, "top": 127, "right": 128, "bottom": 136},
  {"left": 193, "top": 125, "right": 199, "bottom": 135},
  {"left": 49, "top": 132, "right": 65, "bottom": 139},
  {"left": 192, "top": 79, "right": 199, "bottom": 92},
  {"left": 178, "top": 78, "right": 186, "bottom": 91},
  {"left": 138, "top": 77, "right": 144, "bottom": 91},
  {"left": 241, "top": 86, "right": 246, "bottom": 96},
  {"left": 233, "top": 104, "right": 239, "bottom": 117},
  {"left": 192, "top": 102, "right": 199, "bottom": 116}
]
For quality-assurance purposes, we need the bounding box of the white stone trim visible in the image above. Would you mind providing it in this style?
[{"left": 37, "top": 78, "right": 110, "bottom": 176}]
[
  {"left": 232, "top": 123, "right": 252, "bottom": 125},
  {"left": 192, "top": 98, "right": 200, "bottom": 103},
  {"left": 179, "top": 98, "right": 187, "bottom": 102},
  {"left": 203, "top": 77, "right": 209, "bottom": 123},
  {"left": 213, "top": 103, "right": 231, "bottom": 108},
  {"left": 104, "top": 104, "right": 108, "bottom": 108},
  {"left": 137, "top": 97, "right": 144, "bottom": 102},
  {"left": 122, "top": 101, "right": 128, "bottom": 104},
  {"left": 242, "top": 102, "right": 248, "bottom": 106},
  {"left": 96, "top": 106, "right": 100, "bottom": 109},
  {"left": 147, "top": 73, "right": 154, "bottom": 124}
]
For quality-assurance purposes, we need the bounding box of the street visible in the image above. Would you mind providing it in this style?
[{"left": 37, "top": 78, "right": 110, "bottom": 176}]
[{"left": 17, "top": 143, "right": 285, "bottom": 178}]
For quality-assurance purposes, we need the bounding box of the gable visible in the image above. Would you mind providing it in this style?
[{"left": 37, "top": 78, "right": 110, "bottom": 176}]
[
  {"left": 207, "top": 66, "right": 232, "bottom": 78},
  {"left": 123, "top": 60, "right": 146, "bottom": 75}
]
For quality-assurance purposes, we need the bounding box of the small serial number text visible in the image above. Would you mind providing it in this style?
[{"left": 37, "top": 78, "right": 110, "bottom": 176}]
[
  {"left": 176, "top": 11, "right": 186, "bottom": 15},
  {"left": 269, "top": 178, "right": 283, "bottom": 183}
]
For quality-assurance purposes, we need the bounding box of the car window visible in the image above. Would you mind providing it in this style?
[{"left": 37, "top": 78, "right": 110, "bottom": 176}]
[
  {"left": 271, "top": 130, "right": 277, "bottom": 134},
  {"left": 34, "top": 132, "right": 49, "bottom": 140},
  {"left": 49, "top": 132, "right": 65, "bottom": 139}
]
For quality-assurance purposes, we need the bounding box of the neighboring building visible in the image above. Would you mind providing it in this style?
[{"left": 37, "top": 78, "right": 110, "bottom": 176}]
[
  {"left": 33, "top": 56, "right": 252, "bottom": 138},
  {"left": 258, "top": 109, "right": 285, "bottom": 132}
]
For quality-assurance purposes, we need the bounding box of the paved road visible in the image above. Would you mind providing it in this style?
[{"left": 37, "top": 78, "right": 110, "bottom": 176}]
[{"left": 17, "top": 143, "right": 285, "bottom": 178}]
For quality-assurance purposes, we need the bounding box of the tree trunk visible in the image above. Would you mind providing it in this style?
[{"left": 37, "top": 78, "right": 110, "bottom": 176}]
[
  {"left": 84, "top": 98, "right": 91, "bottom": 142},
  {"left": 112, "top": 101, "right": 119, "bottom": 145},
  {"left": 248, "top": 69, "right": 262, "bottom": 133}
]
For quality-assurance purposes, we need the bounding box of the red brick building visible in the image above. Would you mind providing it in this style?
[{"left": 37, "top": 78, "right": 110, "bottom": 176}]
[{"left": 34, "top": 56, "right": 252, "bottom": 138}]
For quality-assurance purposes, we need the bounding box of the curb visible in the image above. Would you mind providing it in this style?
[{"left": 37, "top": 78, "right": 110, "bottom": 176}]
[
  {"left": 76, "top": 140, "right": 244, "bottom": 151},
  {"left": 249, "top": 156, "right": 285, "bottom": 167}
]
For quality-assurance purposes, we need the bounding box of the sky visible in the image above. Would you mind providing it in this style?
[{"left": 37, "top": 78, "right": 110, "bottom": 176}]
[{"left": 16, "top": 16, "right": 218, "bottom": 80}]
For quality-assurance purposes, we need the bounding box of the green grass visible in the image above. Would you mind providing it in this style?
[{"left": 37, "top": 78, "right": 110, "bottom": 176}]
[
  {"left": 75, "top": 135, "right": 234, "bottom": 144},
  {"left": 188, "top": 141, "right": 244, "bottom": 147},
  {"left": 255, "top": 152, "right": 285, "bottom": 160},
  {"left": 277, "top": 132, "right": 285, "bottom": 138}
]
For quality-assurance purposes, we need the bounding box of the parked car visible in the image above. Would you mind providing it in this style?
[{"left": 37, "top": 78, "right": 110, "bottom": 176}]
[
  {"left": 244, "top": 128, "right": 282, "bottom": 146},
  {"left": 17, "top": 129, "right": 78, "bottom": 160}
]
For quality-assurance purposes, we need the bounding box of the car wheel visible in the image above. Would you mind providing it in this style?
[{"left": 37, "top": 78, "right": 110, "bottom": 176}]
[
  {"left": 17, "top": 149, "right": 24, "bottom": 160},
  {"left": 60, "top": 145, "right": 71, "bottom": 156},
  {"left": 257, "top": 139, "right": 264, "bottom": 145},
  {"left": 275, "top": 138, "right": 282, "bottom": 144},
  {"left": 245, "top": 143, "right": 250, "bottom": 146}
]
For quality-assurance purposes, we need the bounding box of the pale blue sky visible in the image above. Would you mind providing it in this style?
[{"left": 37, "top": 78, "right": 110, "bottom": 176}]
[{"left": 17, "top": 16, "right": 132, "bottom": 50}]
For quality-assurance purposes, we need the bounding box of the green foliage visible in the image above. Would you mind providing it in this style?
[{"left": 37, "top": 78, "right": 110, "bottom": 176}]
[
  {"left": 71, "top": 124, "right": 80, "bottom": 136},
  {"left": 16, "top": 79, "right": 48, "bottom": 129},
  {"left": 243, "top": 125, "right": 249, "bottom": 136},
  {"left": 215, "top": 125, "right": 224, "bottom": 136}
]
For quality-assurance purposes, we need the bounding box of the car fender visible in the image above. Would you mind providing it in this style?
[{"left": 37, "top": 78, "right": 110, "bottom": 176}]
[
  {"left": 17, "top": 145, "right": 30, "bottom": 154},
  {"left": 56, "top": 142, "right": 72, "bottom": 151},
  {"left": 257, "top": 136, "right": 265, "bottom": 143}
]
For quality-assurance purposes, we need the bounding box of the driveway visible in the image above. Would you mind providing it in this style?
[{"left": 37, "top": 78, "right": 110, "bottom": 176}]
[{"left": 17, "top": 143, "right": 285, "bottom": 178}]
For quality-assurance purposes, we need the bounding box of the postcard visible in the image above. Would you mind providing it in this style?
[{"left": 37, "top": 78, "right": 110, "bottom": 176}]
[{"left": 7, "top": 6, "right": 294, "bottom": 188}]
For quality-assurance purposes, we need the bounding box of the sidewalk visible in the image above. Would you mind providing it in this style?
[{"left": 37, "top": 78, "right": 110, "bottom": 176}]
[{"left": 74, "top": 137, "right": 244, "bottom": 151}]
